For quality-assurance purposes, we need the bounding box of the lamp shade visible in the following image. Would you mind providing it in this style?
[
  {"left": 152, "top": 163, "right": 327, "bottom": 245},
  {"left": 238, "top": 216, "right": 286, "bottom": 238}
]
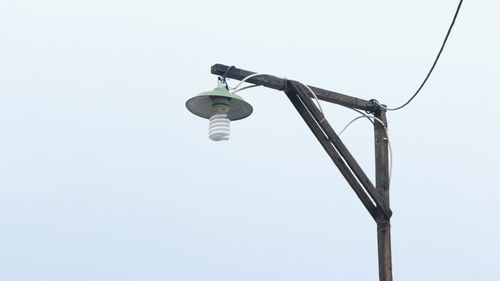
[{"left": 186, "top": 86, "right": 253, "bottom": 121}]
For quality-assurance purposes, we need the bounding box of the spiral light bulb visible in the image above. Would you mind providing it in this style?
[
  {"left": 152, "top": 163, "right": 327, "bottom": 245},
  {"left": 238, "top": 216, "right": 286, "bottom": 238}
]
[
  {"left": 209, "top": 114, "right": 230, "bottom": 141},
  {"left": 208, "top": 97, "right": 231, "bottom": 141}
]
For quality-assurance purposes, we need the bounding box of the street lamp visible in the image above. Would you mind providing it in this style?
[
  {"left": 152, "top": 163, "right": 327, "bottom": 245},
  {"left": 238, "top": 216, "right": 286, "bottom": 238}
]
[
  {"left": 186, "top": 64, "right": 393, "bottom": 281},
  {"left": 185, "top": 78, "right": 253, "bottom": 141}
]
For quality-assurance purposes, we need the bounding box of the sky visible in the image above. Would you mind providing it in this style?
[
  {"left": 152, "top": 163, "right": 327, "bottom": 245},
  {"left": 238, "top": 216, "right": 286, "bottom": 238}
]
[{"left": 1, "top": 0, "right": 499, "bottom": 280}]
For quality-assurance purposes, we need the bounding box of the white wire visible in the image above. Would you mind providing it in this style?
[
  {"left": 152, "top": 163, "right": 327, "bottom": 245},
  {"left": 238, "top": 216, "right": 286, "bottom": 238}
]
[
  {"left": 230, "top": 72, "right": 392, "bottom": 185},
  {"left": 230, "top": 73, "right": 324, "bottom": 114},
  {"left": 293, "top": 81, "right": 324, "bottom": 115},
  {"left": 231, "top": 84, "right": 261, "bottom": 95},
  {"left": 350, "top": 108, "right": 374, "bottom": 124},
  {"left": 338, "top": 112, "right": 393, "bottom": 185},
  {"left": 231, "top": 73, "right": 270, "bottom": 90},
  {"left": 339, "top": 115, "right": 366, "bottom": 135}
]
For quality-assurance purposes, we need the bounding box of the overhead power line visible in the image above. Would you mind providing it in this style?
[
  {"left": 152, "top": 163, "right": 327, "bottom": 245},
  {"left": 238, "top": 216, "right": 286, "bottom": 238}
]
[{"left": 387, "top": 0, "right": 464, "bottom": 111}]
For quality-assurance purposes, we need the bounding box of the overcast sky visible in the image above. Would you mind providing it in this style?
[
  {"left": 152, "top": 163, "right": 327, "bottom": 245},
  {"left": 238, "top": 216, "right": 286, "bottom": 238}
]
[{"left": 1, "top": 0, "right": 499, "bottom": 280}]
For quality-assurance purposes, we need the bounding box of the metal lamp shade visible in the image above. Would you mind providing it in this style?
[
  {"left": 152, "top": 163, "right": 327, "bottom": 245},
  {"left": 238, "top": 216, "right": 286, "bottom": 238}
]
[{"left": 186, "top": 87, "right": 253, "bottom": 121}]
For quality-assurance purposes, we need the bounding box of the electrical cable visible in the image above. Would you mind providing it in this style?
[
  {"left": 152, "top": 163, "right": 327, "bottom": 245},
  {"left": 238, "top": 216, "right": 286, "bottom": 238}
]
[
  {"left": 339, "top": 112, "right": 393, "bottom": 184},
  {"left": 339, "top": 115, "right": 369, "bottom": 136},
  {"left": 294, "top": 82, "right": 324, "bottom": 114},
  {"left": 231, "top": 84, "right": 261, "bottom": 95},
  {"left": 230, "top": 72, "right": 392, "bottom": 183},
  {"left": 350, "top": 108, "right": 375, "bottom": 124},
  {"left": 230, "top": 73, "right": 324, "bottom": 114},
  {"left": 386, "top": 0, "right": 464, "bottom": 111},
  {"left": 231, "top": 73, "right": 270, "bottom": 90}
]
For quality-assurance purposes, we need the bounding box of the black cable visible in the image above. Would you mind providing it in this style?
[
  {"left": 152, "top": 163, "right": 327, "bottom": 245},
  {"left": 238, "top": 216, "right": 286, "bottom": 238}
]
[{"left": 387, "top": 0, "right": 464, "bottom": 111}]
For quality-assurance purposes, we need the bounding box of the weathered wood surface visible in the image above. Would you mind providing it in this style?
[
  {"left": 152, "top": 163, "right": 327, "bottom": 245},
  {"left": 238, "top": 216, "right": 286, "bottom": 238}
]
[
  {"left": 211, "top": 64, "right": 380, "bottom": 112},
  {"left": 283, "top": 84, "right": 378, "bottom": 220},
  {"left": 377, "top": 221, "right": 393, "bottom": 281},
  {"left": 374, "top": 111, "right": 393, "bottom": 281},
  {"left": 374, "top": 110, "right": 390, "bottom": 204}
]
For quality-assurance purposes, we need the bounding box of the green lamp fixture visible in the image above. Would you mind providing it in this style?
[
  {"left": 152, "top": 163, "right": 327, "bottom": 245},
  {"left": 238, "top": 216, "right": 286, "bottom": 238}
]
[{"left": 186, "top": 78, "right": 253, "bottom": 141}]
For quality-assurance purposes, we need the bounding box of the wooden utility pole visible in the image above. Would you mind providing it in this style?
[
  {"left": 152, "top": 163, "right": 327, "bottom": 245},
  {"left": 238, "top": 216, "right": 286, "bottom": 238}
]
[
  {"left": 211, "top": 64, "right": 393, "bottom": 281},
  {"left": 374, "top": 110, "right": 392, "bottom": 281}
]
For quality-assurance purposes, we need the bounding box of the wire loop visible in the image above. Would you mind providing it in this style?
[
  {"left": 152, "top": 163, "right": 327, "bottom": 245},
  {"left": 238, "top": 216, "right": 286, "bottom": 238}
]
[
  {"left": 221, "top": 65, "right": 235, "bottom": 83},
  {"left": 280, "top": 77, "right": 288, "bottom": 91}
]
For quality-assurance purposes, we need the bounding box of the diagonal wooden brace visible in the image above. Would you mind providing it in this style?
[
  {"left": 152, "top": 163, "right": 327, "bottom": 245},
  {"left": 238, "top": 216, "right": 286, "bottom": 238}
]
[
  {"left": 288, "top": 81, "right": 392, "bottom": 219},
  {"left": 283, "top": 87, "right": 379, "bottom": 220}
]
